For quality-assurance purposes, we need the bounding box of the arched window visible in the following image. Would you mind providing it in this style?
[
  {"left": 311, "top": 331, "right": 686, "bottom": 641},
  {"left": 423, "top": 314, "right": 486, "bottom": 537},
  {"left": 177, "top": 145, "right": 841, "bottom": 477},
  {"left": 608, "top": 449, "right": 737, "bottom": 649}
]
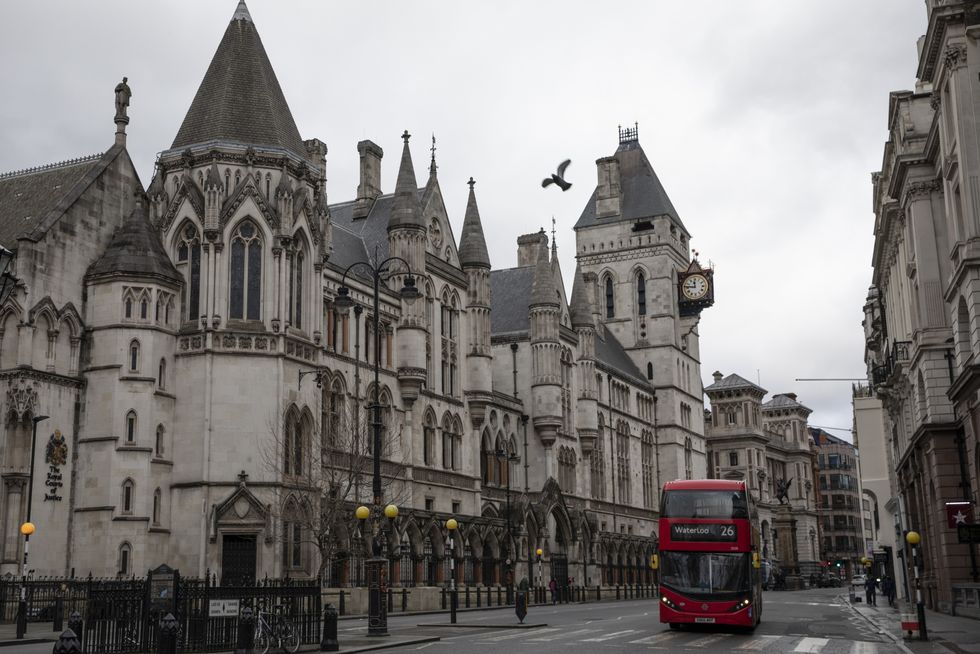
[
  {"left": 636, "top": 272, "right": 646, "bottom": 315},
  {"left": 125, "top": 296, "right": 133, "bottom": 319},
  {"left": 288, "top": 239, "right": 306, "bottom": 330},
  {"left": 685, "top": 437, "right": 693, "bottom": 480},
  {"left": 440, "top": 292, "right": 460, "bottom": 397},
  {"left": 425, "top": 282, "right": 434, "bottom": 389},
  {"left": 616, "top": 421, "right": 631, "bottom": 504},
  {"left": 647, "top": 362, "right": 653, "bottom": 380},
  {"left": 605, "top": 276, "right": 614, "bottom": 318},
  {"left": 957, "top": 297, "right": 971, "bottom": 369},
  {"left": 156, "top": 298, "right": 162, "bottom": 322},
  {"left": 158, "top": 359, "right": 166, "bottom": 390},
  {"left": 560, "top": 349, "right": 573, "bottom": 435},
  {"left": 155, "top": 425, "right": 165, "bottom": 456},
  {"left": 592, "top": 413, "right": 606, "bottom": 500},
  {"left": 129, "top": 340, "right": 140, "bottom": 372},
  {"left": 119, "top": 542, "right": 132, "bottom": 577},
  {"left": 283, "top": 412, "right": 304, "bottom": 476},
  {"left": 282, "top": 502, "right": 304, "bottom": 570},
  {"left": 121, "top": 479, "right": 135, "bottom": 514},
  {"left": 230, "top": 221, "right": 262, "bottom": 321},
  {"left": 176, "top": 223, "right": 202, "bottom": 321},
  {"left": 140, "top": 296, "right": 148, "bottom": 320},
  {"left": 152, "top": 488, "right": 161, "bottom": 525},
  {"left": 126, "top": 410, "right": 137, "bottom": 443},
  {"left": 446, "top": 415, "right": 459, "bottom": 472},
  {"left": 423, "top": 410, "right": 436, "bottom": 466},
  {"left": 327, "top": 379, "right": 344, "bottom": 447},
  {"left": 641, "top": 431, "right": 655, "bottom": 507}
]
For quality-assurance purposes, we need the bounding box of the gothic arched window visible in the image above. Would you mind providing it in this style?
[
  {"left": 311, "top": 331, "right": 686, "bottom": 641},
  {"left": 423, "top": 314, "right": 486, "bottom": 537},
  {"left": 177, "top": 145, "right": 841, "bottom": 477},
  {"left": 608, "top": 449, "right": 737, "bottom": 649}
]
[
  {"left": 289, "top": 238, "right": 306, "bottom": 330},
  {"left": 176, "top": 223, "right": 202, "bottom": 321},
  {"left": 155, "top": 424, "right": 165, "bottom": 456},
  {"left": 119, "top": 542, "right": 132, "bottom": 577},
  {"left": 126, "top": 410, "right": 137, "bottom": 443},
  {"left": 283, "top": 411, "right": 305, "bottom": 477},
  {"left": 129, "top": 340, "right": 140, "bottom": 372},
  {"left": 605, "top": 276, "right": 614, "bottom": 318},
  {"left": 636, "top": 272, "right": 646, "bottom": 315},
  {"left": 230, "top": 221, "right": 262, "bottom": 321},
  {"left": 158, "top": 358, "right": 166, "bottom": 389},
  {"left": 121, "top": 479, "right": 135, "bottom": 514},
  {"left": 152, "top": 488, "right": 161, "bottom": 525},
  {"left": 423, "top": 410, "right": 436, "bottom": 466}
]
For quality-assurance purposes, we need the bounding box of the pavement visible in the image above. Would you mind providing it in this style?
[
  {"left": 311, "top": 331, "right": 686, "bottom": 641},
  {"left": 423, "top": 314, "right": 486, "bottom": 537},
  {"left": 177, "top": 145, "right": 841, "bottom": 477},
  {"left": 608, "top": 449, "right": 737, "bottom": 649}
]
[{"left": 847, "top": 592, "right": 980, "bottom": 654}]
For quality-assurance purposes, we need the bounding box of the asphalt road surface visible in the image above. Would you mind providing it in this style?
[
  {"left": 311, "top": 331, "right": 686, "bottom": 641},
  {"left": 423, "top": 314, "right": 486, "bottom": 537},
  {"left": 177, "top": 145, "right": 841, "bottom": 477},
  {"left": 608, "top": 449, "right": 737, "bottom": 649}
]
[{"left": 373, "top": 587, "right": 902, "bottom": 653}]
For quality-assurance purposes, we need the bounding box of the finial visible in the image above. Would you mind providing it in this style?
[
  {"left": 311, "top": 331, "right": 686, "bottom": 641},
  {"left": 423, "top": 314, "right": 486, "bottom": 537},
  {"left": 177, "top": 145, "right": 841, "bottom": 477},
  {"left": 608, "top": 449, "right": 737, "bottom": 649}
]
[
  {"left": 430, "top": 134, "right": 437, "bottom": 175},
  {"left": 468, "top": 177, "right": 475, "bottom": 189},
  {"left": 232, "top": 0, "right": 253, "bottom": 22},
  {"left": 551, "top": 217, "right": 557, "bottom": 256},
  {"left": 402, "top": 130, "right": 411, "bottom": 143},
  {"left": 114, "top": 76, "right": 132, "bottom": 145}
]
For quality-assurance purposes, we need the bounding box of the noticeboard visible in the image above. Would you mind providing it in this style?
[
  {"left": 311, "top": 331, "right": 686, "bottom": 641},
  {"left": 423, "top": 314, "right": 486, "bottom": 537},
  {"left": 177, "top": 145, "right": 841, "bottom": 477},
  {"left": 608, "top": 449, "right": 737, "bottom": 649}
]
[
  {"left": 208, "top": 599, "right": 240, "bottom": 618},
  {"left": 148, "top": 564, "right": 176, "bottom": 614}
]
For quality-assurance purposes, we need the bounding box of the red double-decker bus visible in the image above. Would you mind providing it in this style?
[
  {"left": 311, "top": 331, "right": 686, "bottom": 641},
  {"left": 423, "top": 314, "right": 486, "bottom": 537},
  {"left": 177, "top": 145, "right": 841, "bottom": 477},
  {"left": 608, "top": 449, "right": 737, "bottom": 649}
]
[{"left": 657, "top": 479, "right": 762, "bottom": 629}]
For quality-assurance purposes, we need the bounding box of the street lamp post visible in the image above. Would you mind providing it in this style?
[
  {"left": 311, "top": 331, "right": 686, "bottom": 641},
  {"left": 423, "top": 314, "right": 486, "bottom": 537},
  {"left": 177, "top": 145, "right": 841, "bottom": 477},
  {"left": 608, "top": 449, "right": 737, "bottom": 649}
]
[
  {"left": 335, "top": 255, "right": 418, "bottom": 637},
  {"left": 446, "top": 518, "right": 458, "bottom": 624},
  {"left": 906, "top": 531, "right": 928, "bottom": 641},
  {"left": 535, "top": 547, "right": 543, "bottom": 602},
  {"left": 495, "top": 447, "right": 518, "bottom": 602},
  {"left": 16, "top": 414, "right": 48, "bottom": 639}
]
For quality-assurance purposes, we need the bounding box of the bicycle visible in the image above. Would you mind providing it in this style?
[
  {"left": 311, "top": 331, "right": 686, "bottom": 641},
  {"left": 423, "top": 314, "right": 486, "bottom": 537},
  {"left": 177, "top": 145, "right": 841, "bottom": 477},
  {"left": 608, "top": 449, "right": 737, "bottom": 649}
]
[{"left": 254, "top": 605, "right": 299, "bottom": 654}]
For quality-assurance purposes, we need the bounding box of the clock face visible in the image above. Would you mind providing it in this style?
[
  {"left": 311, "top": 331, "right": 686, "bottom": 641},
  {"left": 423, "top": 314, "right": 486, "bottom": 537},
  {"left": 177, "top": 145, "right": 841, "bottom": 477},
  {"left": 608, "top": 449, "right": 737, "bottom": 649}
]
[{"left": 682, "top": 274, "right": 709, "bottom": 301}]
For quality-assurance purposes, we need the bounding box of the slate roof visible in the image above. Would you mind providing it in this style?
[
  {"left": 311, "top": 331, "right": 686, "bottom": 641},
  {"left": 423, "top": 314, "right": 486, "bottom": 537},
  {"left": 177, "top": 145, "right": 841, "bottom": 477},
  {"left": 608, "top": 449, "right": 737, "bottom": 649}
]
[
  {"left": 170, "top": 2, "right": 308, "bottom": 162},
  {"left": 458, "top": 181, "right": 490, "bottom": 268},
  {"left": 764, "top": 393, "right": 812, "bottom": 414},
  {"left": 574, "top": 139, "right": 687, "bottom": 234},
  {"left": 704, "top": 373, "right": 766, "bottom": 394},
  {"left": 87, "top": 200, "right": 182, "bottom": 284},
  {"left": 489, "top": 265, "right": 647, "bottom": 386},
  {"left": 0, "top": 147, "right": 124, "bottom": 250}
]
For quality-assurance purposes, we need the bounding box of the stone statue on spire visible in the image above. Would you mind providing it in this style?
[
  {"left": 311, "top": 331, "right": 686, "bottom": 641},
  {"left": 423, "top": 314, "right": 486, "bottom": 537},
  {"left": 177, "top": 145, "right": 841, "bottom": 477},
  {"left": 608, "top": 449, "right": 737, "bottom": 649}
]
[{"left": 114, "top": 77, "right": 132, "bottom": 121}]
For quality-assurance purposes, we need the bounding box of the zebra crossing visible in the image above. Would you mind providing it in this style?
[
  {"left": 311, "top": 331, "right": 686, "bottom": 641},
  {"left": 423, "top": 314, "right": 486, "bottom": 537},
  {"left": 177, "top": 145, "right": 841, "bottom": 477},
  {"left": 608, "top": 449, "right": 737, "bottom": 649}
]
[{"left": 471, "top": 626, "right": 901, "bottom": 652}]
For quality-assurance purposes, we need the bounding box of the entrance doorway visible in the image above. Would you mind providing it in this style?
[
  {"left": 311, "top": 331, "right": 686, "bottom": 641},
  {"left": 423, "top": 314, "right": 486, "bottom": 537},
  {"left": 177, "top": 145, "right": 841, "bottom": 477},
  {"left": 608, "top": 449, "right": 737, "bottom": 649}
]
[
  {"left": 221, "top": 534, "right": 257, "bottom": 586},
  {"left": 552, "top": 554, "right": 569, "bottom": 587}
]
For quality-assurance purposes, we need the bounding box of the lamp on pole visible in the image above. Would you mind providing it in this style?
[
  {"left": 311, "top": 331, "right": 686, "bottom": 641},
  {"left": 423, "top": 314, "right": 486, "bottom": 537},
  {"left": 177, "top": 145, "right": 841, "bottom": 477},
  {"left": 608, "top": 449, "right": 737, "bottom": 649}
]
[
  {"left": 535, "top": 547, "right": 543, "bottom": 600},
  {"left": 336, "top": 254, "right": 419, "bottom": 638},
  {"left": 446, "top": 518, "right": 458, "bottom": 624},
  {"left": 906, "top": 531, "right": 928, "bottom": 640},
  {"left": 495, "top": 447, "right": 519, "bottom": 600},
  {"left": 16, "top": 414, "right": 48, "bottom": 639}
]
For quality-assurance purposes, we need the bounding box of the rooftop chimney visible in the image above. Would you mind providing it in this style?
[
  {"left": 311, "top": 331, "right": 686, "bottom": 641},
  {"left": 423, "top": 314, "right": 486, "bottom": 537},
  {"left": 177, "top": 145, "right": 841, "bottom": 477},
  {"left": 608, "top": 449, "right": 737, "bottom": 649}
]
[
  {"left": 712, "top": 371, "right": 723, "bottom": 383},
  {"left": 517, "top": 230, "right": 548, "bottom": 267},
  {"left": 595, "top": 156, "right": 621, "bottom": 219},
  {"left": 353, "top": 140, "right": 383, "bottom": 219}
]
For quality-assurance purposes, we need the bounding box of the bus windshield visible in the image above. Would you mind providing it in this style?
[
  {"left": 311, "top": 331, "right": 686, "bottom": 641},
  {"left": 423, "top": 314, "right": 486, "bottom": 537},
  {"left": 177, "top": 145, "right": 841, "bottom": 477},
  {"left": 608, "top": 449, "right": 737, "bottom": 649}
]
[
  {"left": 661, "top": 489, "right": 748, "bottom": 519},
  {"left": 660, "top": 551, "right": 750, "bottom": 598}
]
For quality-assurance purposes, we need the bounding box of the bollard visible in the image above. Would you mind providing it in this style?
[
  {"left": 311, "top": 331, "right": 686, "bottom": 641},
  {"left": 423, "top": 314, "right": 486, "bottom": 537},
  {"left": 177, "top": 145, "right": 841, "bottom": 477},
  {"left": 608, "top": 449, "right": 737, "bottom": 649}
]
[
  {"left": 54, "top": 597, "right": 64, "bottom": 632},
  {"left": 387, "top": 587, "right": 393, "bottom": 613},
  {"left": 320, "top": 604, "right": 339, "bottom": 652},
  {"left": 235, "top": 607, "right": 254, "bottom": 654},
  {"left": 157, "top": 613, "right": 179, "bottom": 654},
  {"left": 597, "top": 585, "right": 601, "bottom": 601},
  {"left": 465, "top": 586, "right": 470, "bottom": 608},
  {"left": 441, "top": 587, "right": 447, "bottom": 610},
  {"left": 67, "top": 611, "right": 83, "bottom": 645},
  {"left": 401, "top": 588, "right": 407, "bottom": 613},
  {"left": 515, "top": 590, "right": 527, "bottom": 624},
  {"left": 339, "top": 590, "right": 345, "bottom": 616},
  {"left": 52, "top": 628, "right": 81, "bottom": 654},
  {"left": 476, "top": 586, "right": 481, "bottom": 608}
]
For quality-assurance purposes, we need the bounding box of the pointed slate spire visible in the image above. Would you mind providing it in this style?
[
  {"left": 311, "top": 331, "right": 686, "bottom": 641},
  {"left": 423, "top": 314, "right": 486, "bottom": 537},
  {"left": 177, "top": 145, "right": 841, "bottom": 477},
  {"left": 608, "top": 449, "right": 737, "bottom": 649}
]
[
  {"left": 530, "top": 236, "right": 558, "bottom": 306},
  {"left": 171, "top": 2, "right": 307, "bottom": 160},
  {"left": 569, "top": 265, "right": 592, "bottom": 327},
  {"left": 389, "top": 130, "right": 423, "bottom": 231},
  {"left": 458, "top": 177, "right": 491, "bottom": 268},
  {"left": 87, "top": 197, "right": 182, "bottom": 284}
]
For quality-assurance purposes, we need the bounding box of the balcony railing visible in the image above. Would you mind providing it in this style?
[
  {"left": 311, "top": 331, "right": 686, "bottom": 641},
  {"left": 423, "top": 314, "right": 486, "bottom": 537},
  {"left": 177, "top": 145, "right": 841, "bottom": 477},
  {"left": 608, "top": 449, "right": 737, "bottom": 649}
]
[{"left": 871, "top": 339, "right": 913, "bottom": 389}]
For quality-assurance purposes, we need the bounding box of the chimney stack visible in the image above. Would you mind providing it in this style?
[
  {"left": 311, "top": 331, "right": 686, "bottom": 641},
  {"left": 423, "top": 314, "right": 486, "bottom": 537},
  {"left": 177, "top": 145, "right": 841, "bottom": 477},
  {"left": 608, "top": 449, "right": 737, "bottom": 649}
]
[
  {"left": 712, "top": 371, "right": 723, "bottom": 383},
  {"left": 353, "top": 140, "right": 383, "bottom": 219},
  {"left": 517, "top": 230, "right": 548, "bottom": 267},
  {"left": 595, "top": 156, "right": 621, "bottom": 218}
]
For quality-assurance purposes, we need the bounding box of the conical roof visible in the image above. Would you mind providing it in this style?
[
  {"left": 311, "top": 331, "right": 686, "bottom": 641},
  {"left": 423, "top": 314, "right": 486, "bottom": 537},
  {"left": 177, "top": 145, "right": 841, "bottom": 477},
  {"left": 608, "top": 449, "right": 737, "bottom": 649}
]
[
  {"left": 530, "top": 238, "right": 558, "bottom": 306},
  {"left": 170, "top": 1, "right": 307, "bottom": 161},
  {"left": 458, "top": 178, "right": 490, "bottom": 267},
  {"left": 569, "top": 265, "right": 592, "bottom": 327},
  {"left": 87, "top": 199, "right": 182, "bottom": 285},
  {"left": 388, "top": 131, "right": 423, "bottom": 231}
]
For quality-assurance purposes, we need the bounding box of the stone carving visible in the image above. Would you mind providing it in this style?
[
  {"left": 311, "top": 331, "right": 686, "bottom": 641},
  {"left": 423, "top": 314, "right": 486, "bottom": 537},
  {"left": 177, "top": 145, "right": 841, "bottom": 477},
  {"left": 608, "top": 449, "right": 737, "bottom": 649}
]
[
  {"left": 906, "top": 179, "right": 941, "bottom": 200},
  {"left": 6, "top": 379, "right": 38, "bottom": 424},
  {"left": 774, "top": 477, "right": 793, "bottom": 505},
  {"left": 114, "top": 77, "right": 132, "bottom": 120},
  {"left": 45, "top": 430, "right": 68, "bottom": 466},
  {"left": 945, "top": 44, "right": 968, "bottom": 71},
  {"left": 930, "top": 94, "right": 941, "bottom": 111}
]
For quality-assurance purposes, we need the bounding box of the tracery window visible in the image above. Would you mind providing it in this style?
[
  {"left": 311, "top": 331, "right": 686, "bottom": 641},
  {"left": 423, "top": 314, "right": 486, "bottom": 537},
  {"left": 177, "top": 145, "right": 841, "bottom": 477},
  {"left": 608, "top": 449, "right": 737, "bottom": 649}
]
[
  {"left": 423, "top": 410, "right": 436, "bottom": 466},
  {"left": 327, "top": 379, "right": 344, "bottom": 447},
  {"left": 641, "top": 431, "right": 655, "bottom": 508},
  {"left": 560, "top": 348, "right": 573, "bottom": 435},
  {"left": 480, "top": 431, "right": 493, "bottom": 484},
  {"left": 425, "top": 283, "right": 434, "bottom": 389},
  {"left": 283, "top": 412, "right": 305, "bottom": 477},
  {"left": 636, "top": 271, "right": 646, "bottom": 315},
  {"left": 229, "top": 221, "right": 262, "bottom": 321},
  {"left": 616, "top": 421, "right": 631, "bottom": 504},
  {"left": 288, "top": 238, "right": 306, "bottom": 330},
  {"left": 440, "top": 292, "right": 459, "bottom": 396},
  {"left": 176, "top": 223, "right": 202, "bottom": 321},
  {"left": 443, "top": 414, "right": 461, "bottom": 471},
  {"left": 591, "top": 413, "right": 606, "bottom": 499},
  {"left": 605, "top": 276, "right": 614, "bottom": 318}
]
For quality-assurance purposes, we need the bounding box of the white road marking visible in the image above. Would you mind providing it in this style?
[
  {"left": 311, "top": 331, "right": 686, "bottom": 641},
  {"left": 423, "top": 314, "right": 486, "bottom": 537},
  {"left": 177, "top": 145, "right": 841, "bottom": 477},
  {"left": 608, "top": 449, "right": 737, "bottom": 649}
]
[
  {"left": 628, "top": 631, "right": 685, "bottom": 645},
  {"left": 686, "top": 634, "right": 728, "bottom": 648},
  {"left": 794, "top": 637, "right": 830, "bottom": 652},
  {"left": 582, "top": 629, "right": 640, "bottom": 642},
  {"left": 849, "top": 642, "right": 878, "bottom": 654},
  {"left": 736, "top": 635, "right": 782, "bottom": 650},
  {"left": 480, "top": 629, "right": 549, "bottom": 642},
  {"left": 528, "top": 628, "right": 598, "bottom": 641}
]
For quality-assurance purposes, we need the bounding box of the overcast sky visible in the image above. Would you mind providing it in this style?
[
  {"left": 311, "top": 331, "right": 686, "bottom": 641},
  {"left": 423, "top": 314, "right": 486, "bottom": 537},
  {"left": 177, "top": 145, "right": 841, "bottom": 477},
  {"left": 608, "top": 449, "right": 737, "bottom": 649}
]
[{"left": 0, "top": 1, "right": 927, "bottom": 442}]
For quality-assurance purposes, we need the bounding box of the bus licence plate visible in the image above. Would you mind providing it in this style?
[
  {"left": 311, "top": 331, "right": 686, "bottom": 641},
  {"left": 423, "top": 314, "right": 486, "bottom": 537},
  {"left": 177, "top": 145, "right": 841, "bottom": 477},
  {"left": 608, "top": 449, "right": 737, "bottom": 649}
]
[{"left": 695, "top": 617, "right": 715, "bottom": 624}]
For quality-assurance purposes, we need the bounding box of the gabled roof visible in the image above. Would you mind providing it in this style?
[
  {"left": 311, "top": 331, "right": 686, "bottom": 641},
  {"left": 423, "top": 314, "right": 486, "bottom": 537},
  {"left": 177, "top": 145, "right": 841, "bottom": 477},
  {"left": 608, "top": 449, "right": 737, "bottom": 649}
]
[
  {"left": 763, "top": 393, "right": 812, "bottom": 414},
  {"left": 0, "top": 146, "right": 127, "bottom": 249},
  {"left": 87, "top": 200, "right": 182, "bottom": 285},
  {"left": 704, "top": 372, "right": 766, "bottom": 394},
  {"left": 574, "top": 138, "right": 687, "bottom": 233},
  {"left": 595, "top": 324, "right": 650, "bottom": 388},
  {"left": 170, "top": 2, "right": 307, "bottom": 162}
]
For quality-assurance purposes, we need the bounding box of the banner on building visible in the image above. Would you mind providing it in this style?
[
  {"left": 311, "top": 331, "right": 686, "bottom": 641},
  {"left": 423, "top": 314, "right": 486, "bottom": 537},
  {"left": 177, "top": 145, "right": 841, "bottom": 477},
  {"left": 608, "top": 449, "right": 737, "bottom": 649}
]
[{"left": 946, "top": 501, "right": 974, "bottom": 529}]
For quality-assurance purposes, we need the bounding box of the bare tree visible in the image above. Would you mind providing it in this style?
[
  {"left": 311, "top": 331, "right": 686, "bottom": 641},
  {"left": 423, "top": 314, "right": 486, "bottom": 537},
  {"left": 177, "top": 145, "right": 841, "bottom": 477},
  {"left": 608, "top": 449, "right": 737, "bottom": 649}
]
[{"left": 263, "top": 381, "right": 410, "bottom": 581}]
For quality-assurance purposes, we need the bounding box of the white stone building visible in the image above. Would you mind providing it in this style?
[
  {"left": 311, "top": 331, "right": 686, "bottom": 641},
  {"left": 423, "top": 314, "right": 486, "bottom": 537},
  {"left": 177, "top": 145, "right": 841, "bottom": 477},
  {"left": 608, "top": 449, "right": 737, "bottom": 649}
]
[{"left": 0, "top": 2, "right": 710, "bottom": 587}]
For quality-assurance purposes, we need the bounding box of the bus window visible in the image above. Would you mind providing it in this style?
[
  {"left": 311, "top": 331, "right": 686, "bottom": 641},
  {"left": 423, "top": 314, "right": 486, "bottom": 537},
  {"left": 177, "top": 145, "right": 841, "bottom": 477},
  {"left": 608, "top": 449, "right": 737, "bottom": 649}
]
[{"left": 662, "top": 490, "right": 749, "bottom": 519}]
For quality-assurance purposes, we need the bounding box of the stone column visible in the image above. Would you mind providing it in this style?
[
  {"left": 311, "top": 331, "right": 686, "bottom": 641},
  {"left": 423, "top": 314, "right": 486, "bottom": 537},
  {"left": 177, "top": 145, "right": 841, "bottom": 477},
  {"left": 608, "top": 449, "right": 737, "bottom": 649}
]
[{"left": 2, "top": 478, "right": 24, "bottom": 563}]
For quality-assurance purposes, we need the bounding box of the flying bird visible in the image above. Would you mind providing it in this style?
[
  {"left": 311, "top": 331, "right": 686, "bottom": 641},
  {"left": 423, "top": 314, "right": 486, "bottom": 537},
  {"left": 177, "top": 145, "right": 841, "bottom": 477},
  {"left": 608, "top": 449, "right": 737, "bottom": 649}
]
[{"left": 542, "top": 159, "right": 572, "bottom": 191}]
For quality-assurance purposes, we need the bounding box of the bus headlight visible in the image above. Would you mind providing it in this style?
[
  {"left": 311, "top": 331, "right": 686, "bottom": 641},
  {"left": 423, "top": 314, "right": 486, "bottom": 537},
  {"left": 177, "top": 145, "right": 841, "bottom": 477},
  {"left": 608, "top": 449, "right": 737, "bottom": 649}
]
[
  {"left": 732, "top": 597, "right": 751, "bottom": 611},
  {"left": 661, "top": 595, "right": 677, "bottom": 609}
]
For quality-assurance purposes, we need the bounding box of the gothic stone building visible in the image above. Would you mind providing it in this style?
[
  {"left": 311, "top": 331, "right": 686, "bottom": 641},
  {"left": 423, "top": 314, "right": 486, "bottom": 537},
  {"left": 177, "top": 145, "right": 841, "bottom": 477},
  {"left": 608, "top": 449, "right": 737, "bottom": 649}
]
[
  {"left": 703, "top": 373, "right": 820, "bottom": 578},
  {"left": 0, "top": 2, "right": 708, "bottom": 587}
]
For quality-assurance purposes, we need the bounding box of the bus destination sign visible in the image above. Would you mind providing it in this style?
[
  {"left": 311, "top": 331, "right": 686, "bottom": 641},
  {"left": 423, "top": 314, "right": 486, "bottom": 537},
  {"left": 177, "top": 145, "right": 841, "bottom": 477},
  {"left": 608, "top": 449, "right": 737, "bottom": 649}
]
[{"left": 670, "top": 523, "right": 738, "bottom": 542}]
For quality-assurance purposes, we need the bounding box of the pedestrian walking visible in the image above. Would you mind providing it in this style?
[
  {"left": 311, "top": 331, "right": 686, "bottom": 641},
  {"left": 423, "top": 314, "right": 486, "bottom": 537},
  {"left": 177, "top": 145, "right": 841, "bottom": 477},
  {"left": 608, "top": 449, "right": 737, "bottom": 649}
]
[
  {"left": 882, "top": 576, "right": 896, "bottom": 607},
  {"left": 864, "top": 575, "right": 878, "bottom": 606}
]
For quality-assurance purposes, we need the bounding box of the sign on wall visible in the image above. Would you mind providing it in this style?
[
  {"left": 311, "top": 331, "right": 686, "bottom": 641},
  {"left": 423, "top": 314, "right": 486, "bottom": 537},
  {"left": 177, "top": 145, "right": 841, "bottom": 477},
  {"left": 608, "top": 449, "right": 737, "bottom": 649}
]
[
  {"left": 208, "top": 599, "right": 240, "bottom": 618},
  {"left": 946, "top": 501, "right": 974, "bottom": 529},
  {"left": 43, "top": 430, "right": 67, "bottom": 502}
]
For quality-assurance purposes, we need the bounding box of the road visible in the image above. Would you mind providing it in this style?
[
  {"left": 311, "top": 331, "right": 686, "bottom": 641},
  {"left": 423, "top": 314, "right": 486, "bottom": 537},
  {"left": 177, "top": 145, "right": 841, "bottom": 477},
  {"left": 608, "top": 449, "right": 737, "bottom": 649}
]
[{"left": 371, "top": 587, "right": 901, "bottom": 653}]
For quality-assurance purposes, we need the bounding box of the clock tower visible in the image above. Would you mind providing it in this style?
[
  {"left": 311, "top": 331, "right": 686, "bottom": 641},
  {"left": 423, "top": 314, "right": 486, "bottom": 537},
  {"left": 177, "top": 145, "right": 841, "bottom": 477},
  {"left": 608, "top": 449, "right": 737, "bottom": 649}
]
[{"left": 573, "top": 125, "right": 713, "bottom": 483}]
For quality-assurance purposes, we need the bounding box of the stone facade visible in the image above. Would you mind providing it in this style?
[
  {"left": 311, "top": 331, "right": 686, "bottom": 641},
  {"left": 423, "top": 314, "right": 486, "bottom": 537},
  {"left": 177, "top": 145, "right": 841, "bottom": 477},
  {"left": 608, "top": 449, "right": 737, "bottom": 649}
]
[
  {"left": 811, "top": 428, "right": 866, "bottom": 579},
  {"left": 865, "top": 0, "right": 980, "bottom": 614},
  {"left": 703, "top": 373, "right": 820, "bottom": 581},
  {"left": 0, "top": 2, "right": 710, "bottom": 587}
]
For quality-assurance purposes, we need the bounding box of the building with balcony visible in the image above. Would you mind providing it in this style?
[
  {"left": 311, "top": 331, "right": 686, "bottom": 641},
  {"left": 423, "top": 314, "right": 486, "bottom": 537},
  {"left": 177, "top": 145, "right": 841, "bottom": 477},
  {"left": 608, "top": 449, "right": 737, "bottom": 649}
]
[
  {"left": 864, "top": 0, "right": 980, "bottom": 613},
  {"left": 811, "top": 428, "right": 866, "bottom": 578}
]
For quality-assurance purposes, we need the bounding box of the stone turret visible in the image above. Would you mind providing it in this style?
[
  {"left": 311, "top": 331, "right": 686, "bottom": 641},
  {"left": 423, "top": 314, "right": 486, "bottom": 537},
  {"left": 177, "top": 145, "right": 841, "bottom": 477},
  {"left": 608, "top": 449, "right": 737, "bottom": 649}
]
[
  {"left": 388, "top": 131, "right": 427, "bottom": 405},
  {"left": 275, "top": 164, "right": 294, "bottom": 234},
  {"left": 459, "top": 178, "right": 492, "bottom": 394},
  {"left": 530, "top": 239, "right": 562, "bottom": 446},
  {"left": 203, "top": 160, "right": 223, "bottom": 233},
  {"left": 353, "top": 140, "right": 383, "bottom": 220},
  {"left": 570, "top": 266, "right": 598, "bottom": 453},
  {"left": 304, "top": 138, "right": 330, "bottom": 263}
]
